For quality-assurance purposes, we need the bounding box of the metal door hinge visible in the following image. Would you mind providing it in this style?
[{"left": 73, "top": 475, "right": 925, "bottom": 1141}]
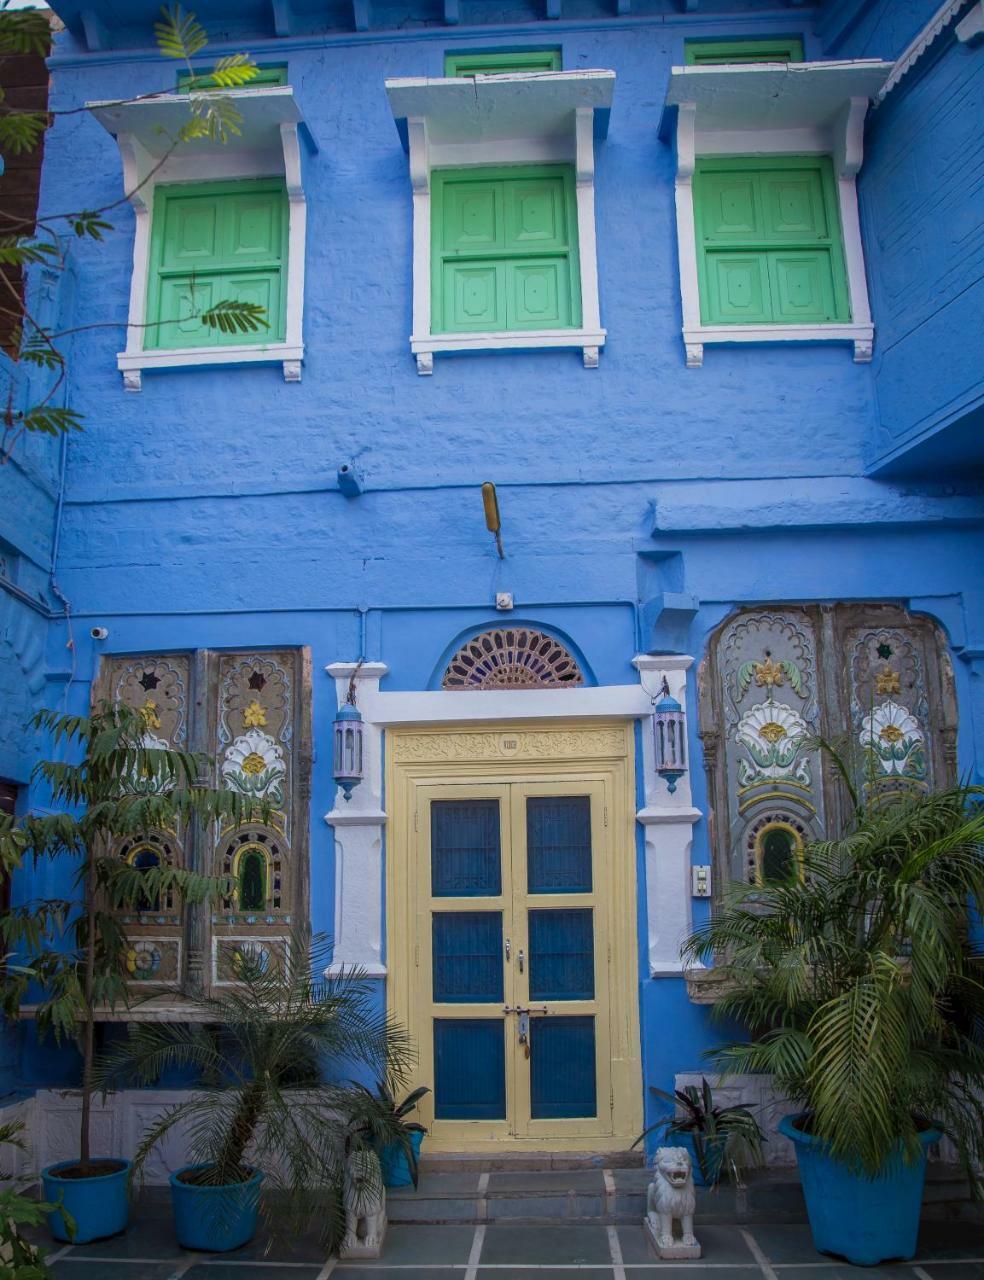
[
  {"left": 609, "top": 1085, "right": 615, "bottom": 1113},
  {"left": 414, "top": 810, "right": 419, "bottom": 832},
  {"left": 603, "top": 805, "right": 609, "bottom": 827},
  {"left": 414, "top": 943, "right": 419, "bottom": 967}
]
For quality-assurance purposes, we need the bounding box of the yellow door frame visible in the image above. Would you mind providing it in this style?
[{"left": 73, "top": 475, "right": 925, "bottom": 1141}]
[{"left": 386, "top": 720, "right": 642, "bottom": 1154}]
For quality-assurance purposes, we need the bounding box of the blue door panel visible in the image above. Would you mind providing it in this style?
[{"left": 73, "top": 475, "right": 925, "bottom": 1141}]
[
  {"left": 530, "top": 1015, "right": 597, "bottom": 1118},
  {"left": 434, "top": 1018, "right": 506, "bottom": 1119},
  {"left": 527, "top": 796, "right": 592, "bottom": 893},
  {"left": 432, "top": 911, "right": 504, "bottom": 1003},
  {"left": 528, "top": 908, "right": 594, "bottom": 1000},
  {"left": 431, "top": 799, "right": 502, "bottom": 897}
]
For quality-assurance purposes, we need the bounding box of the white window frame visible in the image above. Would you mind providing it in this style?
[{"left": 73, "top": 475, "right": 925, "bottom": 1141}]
[
  {"left": 385, "top": 71, "right": 614, "bottom": 374},
  {"left": 661, "top": 61, "right": 894, "bottom": 367},
  {"left": 87, "top": 88, "right": 315, "bottom": 390}
]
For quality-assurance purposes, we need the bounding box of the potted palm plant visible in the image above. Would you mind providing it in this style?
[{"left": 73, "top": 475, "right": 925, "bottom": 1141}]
[
  {"left": 0, "top": 702, "right": 258, "bottom": 1244},
  {"left": 96, "top": 935, "right": 413, "bottom": 1252},
  {"left": 345, "top": 1080, "right": 430, "bottom": 1188},
  {"left": 633, "top": 1079, "right": 763, "bottom": 1186},
  {"left": 683, "top": 772, "right": 984, "bottom": 1265}
]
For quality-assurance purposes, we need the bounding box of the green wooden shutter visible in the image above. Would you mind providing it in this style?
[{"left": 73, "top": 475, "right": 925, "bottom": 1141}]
[
  {"left": 145, "top": 179, "right": 288, "bottom": 351},
  {"left": 431, "top": 165, "right": 580, "bottom": 334},
  {"left": 176, "top": 65, "right": 288, "bottom": 90},
  {"left": 693, "top": 156, "right": 850, "bottom": 326},
  {"left": 444, "top": 49, "right": 561, "bottom": 77},
  {"left": 684, "top": 38, "right": 805, "bottom": 65}
]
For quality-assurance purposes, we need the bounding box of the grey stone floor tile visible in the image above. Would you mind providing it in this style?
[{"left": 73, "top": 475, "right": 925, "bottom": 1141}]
[
  {"left": 62, "top": 1219, "right": 187, "bottom": 1259},
  {"left": 51, "top": 1264, "right": 178, "bottom": 1280},
  {"left": 777, "top": 1268, "right": 917, "bottom": 1280},
  {"left": 916, "top": 1223, "right": 984, "bottom": 1260},
  {"left": 488, "top": 1169, "right": 606, "bottom": 1193},
  {"left": 388, "top": 1172, "right": 481, "bottom": 1198},
  {"left": 480, "top": 1223, "right": 613, "bottom": 1265},
  {"left": 226, "top": 1228, "right": 328, "bottom": 1263},
  {"left": 624, "top": 1271, "right": 767, "bottom": 1280},
  {"left": 618, "top": 1224, "right": 758, "bottom": 1266},
  {"left": 184, "top": 1267, "right": 322, "bottom": 1279},
  {"left": 371, "top": 1224, "right": 476, "bottom": 1264},
  {"left": 919, "top": 1267, "right": 984, "bottom": 1280},
  {"left": 335, "top": 1271, "right": 465, "bottom": 1279},
  {"left": 477, "top": 1271, "right": 614, "bottom": 1279},
  {"left": 748, "top": 1224, "right": 824, "bottom": 1264}
]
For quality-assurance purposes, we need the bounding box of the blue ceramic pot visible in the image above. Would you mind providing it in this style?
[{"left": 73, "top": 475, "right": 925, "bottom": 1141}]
[
  {"left": 42, "top": 1158, "right": 131, "bottom": 1243},
  {"left": 380, "top": 1130, "right": 425, "bottom": 1188},
  {"left": 673, "top": 1131, "right": 726, "bottom": 1187},
  {"left": 779, "top": 1113, "right": 941, "bottom": 1265},
  {"left": 169, "top": 1164, "right": 263, "bottom": 1252}
]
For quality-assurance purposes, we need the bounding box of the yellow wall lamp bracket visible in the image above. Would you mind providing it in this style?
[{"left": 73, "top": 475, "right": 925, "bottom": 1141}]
[{"left": 482, "top": 482, "right": 505, "bottom": 560}]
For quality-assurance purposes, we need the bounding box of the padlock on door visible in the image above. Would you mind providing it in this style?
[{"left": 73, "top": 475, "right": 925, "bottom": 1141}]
[{"left": 517, "top": 1009, "right": 531, "bottom": 1059}]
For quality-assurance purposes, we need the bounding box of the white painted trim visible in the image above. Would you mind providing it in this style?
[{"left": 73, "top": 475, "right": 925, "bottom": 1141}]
[
  {"left": 359, "top": 683, "right": 652, "bottom": 725},
  {"left": 117, "top": 343, "right": 306, "bottom": 390},
  {"left": 388, "top": 72, "right": 613, "bottom": 374},
  {"left": 957, "top": 1, "right": 984, "bottom": 41},
  {"left": 879, "top": 0, "right": 972, "bottom": 100},
  {"left": 325, "top": 808, "right": 387, "bottom": 827},
  {"left": 665, "top": 69, "right": 884, "bottom": 368},
  {"left": 93, "top": 89, "right": 310, "bottom": 390}
]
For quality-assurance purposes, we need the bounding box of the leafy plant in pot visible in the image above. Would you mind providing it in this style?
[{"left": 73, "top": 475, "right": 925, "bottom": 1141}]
[
  {"left": 0, "top": 703, "right": 259, "bottom": 1244},
  {"left": 345, "top": 1080, "right": 430, "bottom": 1189},
  {"left": 683, "top": 768, "right": 984, "bottom": 1266},
  {"left": 633, "top": 1079, "right": 763, "bottom": 1186},
  {"left": 96, "top": 934, "right": 414, "bottom": 1253}
]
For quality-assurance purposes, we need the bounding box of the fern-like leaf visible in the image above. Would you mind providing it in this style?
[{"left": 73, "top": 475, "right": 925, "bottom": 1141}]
[
  {"left": 208, "top": 54, "right": 260, "bottom": 89},
  {"left": 154, "top": 4, "right": 208, "bottom": 61},
  {"left": 201, "top": 300, "right": 268, "bottom": 334},
  {"left": 0, "top": 110, "right": 47, "bottom": 156},
  {"left": 0, "top": 9, "right": 52, "bottom": 56}
]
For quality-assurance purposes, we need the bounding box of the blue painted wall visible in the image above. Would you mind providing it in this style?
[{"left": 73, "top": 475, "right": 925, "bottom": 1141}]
[{"left": 6, "top": 0, "right": 984, "bottom": 1106}]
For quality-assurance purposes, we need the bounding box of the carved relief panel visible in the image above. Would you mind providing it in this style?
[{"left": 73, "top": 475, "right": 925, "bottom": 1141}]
[
  {"left": 95, "top": 648, "right": 311, "bottom": 995},
  {"left": 699, "top": 606, "right": 956, "bottom": 893},
  {"left": 95, "top": 655, "right": 192, "bottom": 987}
]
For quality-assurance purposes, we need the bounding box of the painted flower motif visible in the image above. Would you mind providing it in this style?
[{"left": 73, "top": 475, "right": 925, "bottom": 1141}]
[
  {"left": 860, "top": 701, "right": 926, "bottom": 778},
  {"left": 242, "top": 699, "right": 267, "bottom": 728},
  {"left": 125, "top": 942, "right": 162, "bottom": 980},
  {"left": 736, "top": 701, "right": 810, "bottom": 779},
  {"left": 222, "top": 729, "right": 286, "bottom": 803}
]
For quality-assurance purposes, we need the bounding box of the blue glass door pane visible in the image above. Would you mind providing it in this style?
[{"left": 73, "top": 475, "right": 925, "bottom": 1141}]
[
  {"left": 528, "top": 908, "right": 594, "bottom": 1000},
  {"left": 431, "top": 800, "right": 501, "bottom": 896},
  {"left": 432, "top": 912, "right": 503, "bottom": 1003},
  {"left": 434, "top": 1019, "right": 506, "bottom": 1119},
  {"left": 530, "top": 1016, "right": 596, "bottom": 1118},
  {"left": 527, "top": 796, "right": 592, "bottom": 893}
]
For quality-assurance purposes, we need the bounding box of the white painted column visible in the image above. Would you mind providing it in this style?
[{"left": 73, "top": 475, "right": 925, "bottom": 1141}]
[
  {"left": 324, "top": 662, "right": 388, "bottom": 977},
  {"left": 632, "top": 655, "right": 701, "bottom": 977}
]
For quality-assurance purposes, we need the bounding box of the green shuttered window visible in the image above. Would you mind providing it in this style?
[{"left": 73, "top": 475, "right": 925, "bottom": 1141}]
[
  {"left": 145, "top": 179, "right": 288, "bottom": 351},
  {"left": 431, "top": 165, "right": 581, "bottom": 335},
  {"left": 684, "top": 38, "right": 805, "bottom": 65},
  {"left": 693, "top": 155, "right": 851, "bottom": 326},
  {"left": 444, "top": 49, "right": 561, "bottom": 76}
]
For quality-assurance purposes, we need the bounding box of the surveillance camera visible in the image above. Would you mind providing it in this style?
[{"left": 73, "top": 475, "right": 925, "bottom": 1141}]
[{"left": 90, "top": 626, "right": 109, "bottom": 641}]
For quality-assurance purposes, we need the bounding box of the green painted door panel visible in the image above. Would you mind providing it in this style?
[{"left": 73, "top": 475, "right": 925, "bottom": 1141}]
[
  {"left": 694, "top": 156, "right": 850, "bottom": 325},
  {"left": 146, "top": 179, "right": 288, "bottom": 350},
  {"left": 684, "top": 37, "right": 805, "bottom": 65},
  {"left": 431, "top": 165, "right": 580, "bottom": 334},
  {"left": 444, "top": 49, "right": 561, "bottom": 76}
]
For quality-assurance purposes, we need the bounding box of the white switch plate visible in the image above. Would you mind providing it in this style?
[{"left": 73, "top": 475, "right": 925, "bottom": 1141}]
[{"left": 692, "top": 865, "right": 712, "bottom": 897}]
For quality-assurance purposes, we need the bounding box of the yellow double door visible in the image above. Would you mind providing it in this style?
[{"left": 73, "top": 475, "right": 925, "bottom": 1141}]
[{"left": 388, "top": 728, "right": 641, "bottom": 1153}]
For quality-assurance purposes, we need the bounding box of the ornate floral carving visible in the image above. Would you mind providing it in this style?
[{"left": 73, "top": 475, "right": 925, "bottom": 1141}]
[
  {"left": 735, "top": 701, "right": 811, "bottom": 785},
  {"left": 222, "top": 728, "right": 287, "bottom": 804},
  {"left": 860, "top": 701, "right": 926, "bottom": 779},
  {"left": 392, "top": 726, "right": 625, "bottom": 763}
]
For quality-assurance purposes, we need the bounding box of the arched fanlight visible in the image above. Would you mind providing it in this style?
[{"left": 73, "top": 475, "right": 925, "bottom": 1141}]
[{"left": 652, "top": 675, "right": 687, "bottom": 794}]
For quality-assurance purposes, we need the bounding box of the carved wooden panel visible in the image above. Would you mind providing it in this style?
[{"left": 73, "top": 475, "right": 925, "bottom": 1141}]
[
  {"left": 699, "top": 605, "right": 957, "bottom": 892},
  {"left": 94, "top": 654, "right": 191, "bottom": 989}
]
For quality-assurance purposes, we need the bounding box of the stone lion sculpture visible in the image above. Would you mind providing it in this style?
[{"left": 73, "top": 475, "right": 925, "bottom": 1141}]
[
  {"left": 341, "top": 1147, "right": 387, "bottom": 1258},
  {"left": 646, "top": 1146, "right": 699, "bottom": 1254}
]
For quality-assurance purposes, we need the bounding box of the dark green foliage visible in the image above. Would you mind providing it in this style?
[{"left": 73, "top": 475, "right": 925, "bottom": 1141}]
[
  {"left": 632, "top": 1077, "right": 763, "bottom": 1183},
  {"left": 96, "top": 936, "right": 414, "bottom": 1247},
  {"left": 344, "top": 1080, "right": 430, "bottom": 1188},
  {"left": 0, "top": 1122, "right": 74, "bottom": 1278},
  {"left": 201, "top": 300, "right": 269, "bottom": 335},
  {"left": 683, "top": 764, "right": 984, "bottom": 1182}
]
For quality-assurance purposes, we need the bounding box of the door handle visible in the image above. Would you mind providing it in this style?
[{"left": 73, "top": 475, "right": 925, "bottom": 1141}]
[
  {"left": 517, "top": 947, "right": 525, "bottom": 974},
  {"left": 505, "top": 938, "right": 511, "bottom": 962}
]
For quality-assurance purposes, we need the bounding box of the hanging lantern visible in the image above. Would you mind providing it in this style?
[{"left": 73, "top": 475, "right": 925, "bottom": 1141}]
[
  {"left": 332, "top": 701, "right": 364, "bottom": 801},
  {"left": 652, "top": 676, "right": 687, "bottom": 794}
]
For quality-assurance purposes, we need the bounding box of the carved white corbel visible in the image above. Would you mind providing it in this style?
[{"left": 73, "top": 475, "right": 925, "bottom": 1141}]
[{"left": 834, "top": 97, "right": 869, "bottom": 179}]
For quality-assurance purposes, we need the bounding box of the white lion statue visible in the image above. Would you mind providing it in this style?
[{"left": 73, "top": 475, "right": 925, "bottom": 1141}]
[
  {"left": 341, "top": 1147, "right": 387, "bottom": 1257},
  {"left": 646, "top": 1146, "right": 698, "bottom": 1251}
]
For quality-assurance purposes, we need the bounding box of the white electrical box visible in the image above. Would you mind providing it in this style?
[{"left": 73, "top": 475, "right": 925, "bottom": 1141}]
[
  {"left": 495, "top": 592, "right": 514, "bottom": 611},
  {"left": 692, "top": 865, "right": 712, "bottom": 897}
]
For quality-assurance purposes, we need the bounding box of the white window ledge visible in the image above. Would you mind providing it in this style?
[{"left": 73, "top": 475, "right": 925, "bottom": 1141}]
[
  {"left": 660, "top": 60, "right": 893, "bottom": 369},
  {"left": 88, "top": 87, "right": 314, "bottom": 390},
  {"left": 117, "top": 342, "right": 305, "bottom": 391},
  {"left": 410, "top": 328, "right": 606, "bottom": 374},
  {"left": 386, "top": 71, "right": 614, "bottom": 375},
  {"left": 683, "top": 323, "right": 874, "bottom": 368}
]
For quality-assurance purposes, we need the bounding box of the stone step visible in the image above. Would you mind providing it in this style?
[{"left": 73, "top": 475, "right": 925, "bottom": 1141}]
[{"left": 387, "top": 1165, "right": 979, "bottom": 1227}]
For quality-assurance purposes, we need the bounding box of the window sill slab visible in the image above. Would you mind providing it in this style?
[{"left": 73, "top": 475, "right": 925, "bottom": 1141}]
[
  {"left": 683, "top": 966, "right": 736, "bottom": 1004},
  {"left": 20, "top": 997, "right": 220, "bottom": 1023},
  {"left": 117, "top": 342, "right": 304, "bottom": 390},
  {"left": 683, "top": 323, "right": 873, "bottom": 368},
  {"left": 410, "top": 328, "right": 606, "bottom": 374}
]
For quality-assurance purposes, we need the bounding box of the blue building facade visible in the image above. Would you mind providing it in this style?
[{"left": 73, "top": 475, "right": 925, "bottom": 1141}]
[{"left": 2, "top": 0, "right": 983, "bottom": 1153}]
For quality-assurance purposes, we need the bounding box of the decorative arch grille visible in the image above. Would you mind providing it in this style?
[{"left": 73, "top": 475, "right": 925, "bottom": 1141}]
[
  {"left": 697, "top": 604, "right": 957, "bottom": 893},
  {"left": 442, "top": 628, "right": 584, "bottom": 690}
]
